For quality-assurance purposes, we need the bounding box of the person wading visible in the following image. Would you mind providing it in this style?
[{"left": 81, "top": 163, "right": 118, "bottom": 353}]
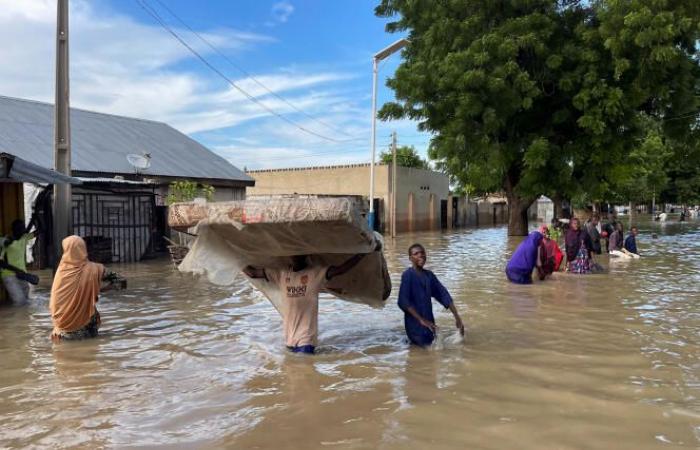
[
  {"left": 505, "top": 226, "right": 546, "bottom": 284},
  {"left": 244, "top": 245, "right": 378, "bottom": 354},
  {"left": 0, "top": 218, "right": 37, "bottom": 303},
  {"left": 397, "top": 244, "right": 465, "bottom": 347},
  {"left": 50, "top": 236, "right": 123, "bottom": 341},
  {"left": 624, "top": 226, "right": 640, "bottom": 256}
]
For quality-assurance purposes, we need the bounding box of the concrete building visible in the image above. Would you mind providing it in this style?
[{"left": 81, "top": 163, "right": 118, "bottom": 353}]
[
  {"left": 446, "top": 194, "right": 509, "bottom": 229},
  {"left": 0, "top": 95, "right": 253, "bottom": 264},
  {"left": 529, "top": 196, "right": 555, "bottom": 224},
  {"left": 247, "top": 163, "right": 450, "bottom": 233}
]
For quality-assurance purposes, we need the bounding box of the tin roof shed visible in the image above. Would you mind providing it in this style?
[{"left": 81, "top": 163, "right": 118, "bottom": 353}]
[{"left": 0, "top": 95, "right": 253, "bottom": 186}]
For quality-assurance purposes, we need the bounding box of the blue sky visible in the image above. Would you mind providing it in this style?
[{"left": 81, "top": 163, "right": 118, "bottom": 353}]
[{"left": 0, "top": 0, "right": 432, "bottom": 170}]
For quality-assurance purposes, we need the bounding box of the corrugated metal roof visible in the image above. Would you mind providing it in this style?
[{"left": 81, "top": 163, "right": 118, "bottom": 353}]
[
  {"left": 0, "top": 96, "right": 253, "bottom": 184},
  {"left": 1, "top": 152, "right": 82, "bottom": 184}
]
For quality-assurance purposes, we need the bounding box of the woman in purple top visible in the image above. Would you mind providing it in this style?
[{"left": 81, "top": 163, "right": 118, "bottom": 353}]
[{"left": 505, "top": 228, "right": 545, "bottom": 284}]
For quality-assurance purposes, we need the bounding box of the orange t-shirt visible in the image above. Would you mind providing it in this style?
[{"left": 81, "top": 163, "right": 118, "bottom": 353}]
[{"left": 266, "top": 265, "right": 328, "bottom": 347}]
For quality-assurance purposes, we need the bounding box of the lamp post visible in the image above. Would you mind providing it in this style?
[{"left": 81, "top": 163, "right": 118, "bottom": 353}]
[{"left": 368, "top": 38, "right": 408, "bottom": 230}]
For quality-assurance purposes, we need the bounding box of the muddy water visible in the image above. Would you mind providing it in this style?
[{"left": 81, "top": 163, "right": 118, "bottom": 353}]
[{"left": 1, "top": 217, "right": 698, "bottom": 449}]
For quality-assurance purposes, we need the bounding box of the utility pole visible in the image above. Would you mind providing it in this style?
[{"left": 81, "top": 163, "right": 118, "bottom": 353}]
[
  {"left": 391, "top": 131, "right": 397, "bottom": 238},
  {"left": 53, "top": 0, "right": 72, "bottom": 267}
]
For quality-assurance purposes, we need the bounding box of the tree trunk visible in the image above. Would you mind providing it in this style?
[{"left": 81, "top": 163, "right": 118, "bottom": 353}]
[
  {"left": 628, "top": 201, "right": 635, "bottom": 221},
  {"left": 506, "top": 192, "right": 531, "bottom": 235},
  {"left": 503, "top": 168, "right": 532, "bottom": 236}
]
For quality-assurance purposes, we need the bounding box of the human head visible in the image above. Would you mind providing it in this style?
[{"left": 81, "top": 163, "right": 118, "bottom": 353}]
[
  {"left": 591, "top": 214, "right": 599, "bottom": 225},
  {"left": 60, "top": 235, "right": 88, "bottom": 266},
  {"left": 408, "top": 243, "right": 426, "bottom": 269},
  {"left": 10, "top": 219, "right": 25, "bottom": 239},
  {"left": 538, "top": 225, "right": 549, "bottom": 239},
  {"left": 631, "top": 226, "right": 638, "bottom": 236},
  {"left": 571, "top": 218, "right": 580, "bottom": 230}
]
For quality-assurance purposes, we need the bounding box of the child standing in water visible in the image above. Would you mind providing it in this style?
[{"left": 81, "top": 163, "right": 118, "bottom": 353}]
[{"left": 397, "top": 244, "right": 465, "bottom": 347}]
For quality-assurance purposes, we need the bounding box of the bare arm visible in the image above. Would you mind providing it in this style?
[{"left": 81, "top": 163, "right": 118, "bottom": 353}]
[
  {"left": 406, "top": 305, "right": 437, "bottom": 333},
  {"left": 243, "top": 266, "right": 266, "bottom": 279},
  {"left": 448, "top": 302, "right": 465, "bottom": 335}
]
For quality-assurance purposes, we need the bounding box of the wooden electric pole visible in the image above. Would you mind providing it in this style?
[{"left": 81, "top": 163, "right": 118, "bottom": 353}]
[{"left": 53, "top": 0, "right": 72, "bottom": 267}]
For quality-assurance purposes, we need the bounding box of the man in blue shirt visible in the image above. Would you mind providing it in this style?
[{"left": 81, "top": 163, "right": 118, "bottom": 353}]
[
  {"left": 398, "top": 243, "right": 465, "bottom": 347},
  {"left": 624, "top": 226, "right": 639, "bottom": 255}
]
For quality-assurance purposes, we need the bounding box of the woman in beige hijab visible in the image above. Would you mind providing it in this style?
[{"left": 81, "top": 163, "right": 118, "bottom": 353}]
[{"left": 50, "top": 235, "right": 113, "bottom": 340}]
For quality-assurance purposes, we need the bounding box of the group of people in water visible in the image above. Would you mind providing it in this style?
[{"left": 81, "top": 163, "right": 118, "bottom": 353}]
[
  {"left": 243, "top": 242, "right": 464, "bottom": 353},
  {"left": 1, "top": 221, "right": 126, "bottom": 341},
  {"left": 2, "top": 220, "right": 463, "bottom": 352},
  {"left": 506, "top": 214, "right": 641, "bottom": 285},
  {"left": 0, "top": 211, "right": 648, "bottom": 353}
]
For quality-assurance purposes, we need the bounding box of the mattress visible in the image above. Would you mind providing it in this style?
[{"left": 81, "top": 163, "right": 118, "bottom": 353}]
[{"left": 168, "top": 196, "right": 391, "bottom": 311}]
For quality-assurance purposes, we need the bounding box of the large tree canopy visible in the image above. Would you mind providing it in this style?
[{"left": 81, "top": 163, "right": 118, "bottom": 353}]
[
  {"left": 376, "top": 0, "right": 700, "bottom": 234},
  {"left": 379, "top": 145, "right": 430, "bottom": 169}
]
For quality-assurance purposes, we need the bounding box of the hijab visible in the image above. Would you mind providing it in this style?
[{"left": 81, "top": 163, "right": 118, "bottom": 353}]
[{"left": 50, "top": 236, "right": 104, "bottom": 335}]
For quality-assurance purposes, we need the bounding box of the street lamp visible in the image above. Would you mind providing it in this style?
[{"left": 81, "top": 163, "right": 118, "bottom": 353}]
[{"left": 368, "top": 38, "right": 408, "bottom": 230}]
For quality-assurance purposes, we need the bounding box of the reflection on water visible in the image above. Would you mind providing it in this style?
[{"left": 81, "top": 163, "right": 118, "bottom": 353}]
[{"left": 1, "top": 217, "right": 699, "bottom": 448}]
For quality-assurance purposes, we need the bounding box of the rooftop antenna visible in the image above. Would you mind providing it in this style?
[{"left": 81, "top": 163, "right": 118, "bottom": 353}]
[{"left": 126, "top": 152, "right": 151, "bottom": 174}]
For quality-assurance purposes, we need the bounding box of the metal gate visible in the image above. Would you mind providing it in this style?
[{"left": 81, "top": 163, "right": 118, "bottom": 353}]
[{"left": 72, "top": 190, "right": 155, "bottom": 263}]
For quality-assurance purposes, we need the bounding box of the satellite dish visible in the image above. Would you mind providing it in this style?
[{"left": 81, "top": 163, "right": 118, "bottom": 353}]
[{"left": 126, "top": 153, "right": 151, "bottom": 173}]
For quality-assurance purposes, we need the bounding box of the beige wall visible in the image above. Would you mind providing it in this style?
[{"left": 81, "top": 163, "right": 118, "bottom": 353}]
[
  {"left": 248, "top": 164, "right": 390, "bottom": 197},
  {"left": 392, "top": 166, "right": 449, "bottom": 232},
  {"left": 247, "top": 164, "right": 450, "bottom": 233}
]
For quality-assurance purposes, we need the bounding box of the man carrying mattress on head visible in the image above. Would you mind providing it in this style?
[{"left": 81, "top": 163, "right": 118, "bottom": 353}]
[{"left": 244, "top": 244, "right": 380, "bottom": 354}]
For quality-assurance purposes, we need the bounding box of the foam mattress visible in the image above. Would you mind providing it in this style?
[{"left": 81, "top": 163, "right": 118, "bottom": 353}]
[{"left": 168, "top": 197, "right": 391, "bottom": 311}]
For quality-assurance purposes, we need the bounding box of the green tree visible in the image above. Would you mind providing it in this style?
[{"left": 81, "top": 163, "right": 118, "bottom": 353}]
[
  {"left": 379, "top": 145, "right": 429, "bottom": 169},
  {"left": 375, "top": 0, "right": 700, "bottom": 234},
  {"left": 607, "top": 124, "right": 672, "bottom": 205},
  {"left": 660, "top": 134, "right": 700, "bottom": 205}
]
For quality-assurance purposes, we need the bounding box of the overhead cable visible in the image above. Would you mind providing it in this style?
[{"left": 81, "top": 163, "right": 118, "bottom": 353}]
[
  {"left": 135, "top": 0, "right": 345, "bottom": 143},
  {"left": 151, "top": 0, "right": 358, "bottom": 139}
]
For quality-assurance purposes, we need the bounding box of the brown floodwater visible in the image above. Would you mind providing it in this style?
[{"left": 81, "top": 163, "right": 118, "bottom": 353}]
[{"left": 1, "top": 217, "right": 698, "bottom": 449}]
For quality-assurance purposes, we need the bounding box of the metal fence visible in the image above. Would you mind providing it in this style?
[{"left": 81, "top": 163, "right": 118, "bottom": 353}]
[{"left": 72, "top": 190, "right": 156, "bottom": 263}]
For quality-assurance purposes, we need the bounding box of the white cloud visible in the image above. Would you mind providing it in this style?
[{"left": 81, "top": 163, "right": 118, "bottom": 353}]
[
  {"left": 0, "top": 0, "right": 353, "bottom": 133},
  {"left": 215, "top": 144, "right": 369, "bottom": 171},
  {"left": 270, "top": 1, "right": 294, "bottom": 25},
  {"left": 0, "top": 0, "right": 432, "bottom": 169}
]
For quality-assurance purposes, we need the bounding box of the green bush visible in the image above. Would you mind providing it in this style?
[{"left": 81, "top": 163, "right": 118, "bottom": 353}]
[{"left": 166, "top": 180, "right": 215, "bottom": 205}]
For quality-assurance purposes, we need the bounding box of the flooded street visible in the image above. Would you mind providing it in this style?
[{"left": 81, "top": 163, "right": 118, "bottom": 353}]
[{"left": 1, "top": 217, "right": 699, "bottom": 449}]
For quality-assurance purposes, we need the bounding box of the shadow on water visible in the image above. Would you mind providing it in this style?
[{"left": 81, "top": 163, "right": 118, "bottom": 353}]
[{"left": 0, "top": 216, "right": 698, "bottom": 448}]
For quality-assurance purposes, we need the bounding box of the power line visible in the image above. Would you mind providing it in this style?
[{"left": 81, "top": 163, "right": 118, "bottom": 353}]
[
  {"left": 134, "top": 0, "right": 345, "bottom": 143},
  {"left": 150, "top": 0, "right": 358, "bottom": 139}
]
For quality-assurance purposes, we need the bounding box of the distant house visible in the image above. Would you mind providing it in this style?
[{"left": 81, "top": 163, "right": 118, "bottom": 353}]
[
  {"left": 0, "top": 95, "right": 253, "bottom": 265},
  {"left": 247, "top": 163, "right": 450, "bottom": 233}
]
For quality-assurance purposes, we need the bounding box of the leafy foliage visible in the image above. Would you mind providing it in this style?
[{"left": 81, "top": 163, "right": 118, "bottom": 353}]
[
  {"left": 166, "top": 180, "right": 215, "bottom": 205},
  {"left": 375, "top": 0, "right": 700, "bottom": 233},
  {"left": 379, "top": 145, "right": 430, "bottom": 169}
]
